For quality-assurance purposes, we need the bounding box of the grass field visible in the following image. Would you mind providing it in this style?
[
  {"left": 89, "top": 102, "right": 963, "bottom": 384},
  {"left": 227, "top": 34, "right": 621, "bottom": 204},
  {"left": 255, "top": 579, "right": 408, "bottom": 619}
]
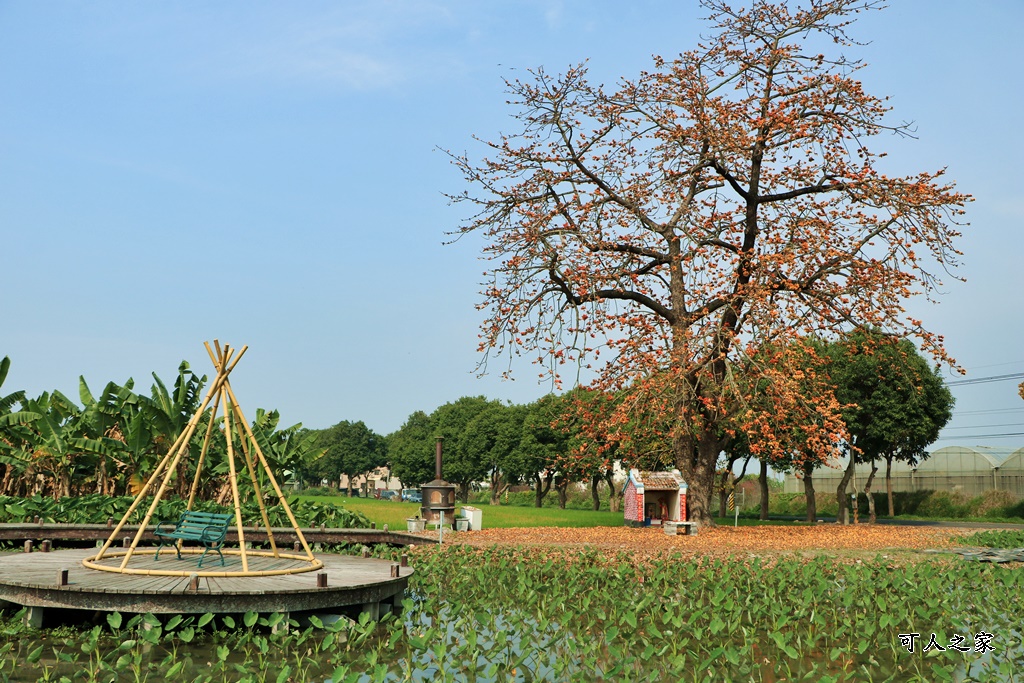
[
  {"left": 297, "top": 495, "right": 624, "bottom": 529},
  {"left": 296, "top": 494, "right": 798, "bottom": 529}
]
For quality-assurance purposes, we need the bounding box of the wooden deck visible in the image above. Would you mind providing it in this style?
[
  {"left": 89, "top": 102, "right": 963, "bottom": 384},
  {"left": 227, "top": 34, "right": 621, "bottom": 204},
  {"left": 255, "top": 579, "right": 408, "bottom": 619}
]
[
  {"left": 0, "top": 548, "right": 412, "bottom": 628},
  {"left": 0, "top": 522, "right": 433, "bottom": 546}
]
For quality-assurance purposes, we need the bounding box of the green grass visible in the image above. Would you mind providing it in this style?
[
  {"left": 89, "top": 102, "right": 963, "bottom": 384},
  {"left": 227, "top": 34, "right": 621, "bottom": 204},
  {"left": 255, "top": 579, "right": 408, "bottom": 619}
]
[{"left": 296, "top": 495, "right": 624, "bottom": 529}]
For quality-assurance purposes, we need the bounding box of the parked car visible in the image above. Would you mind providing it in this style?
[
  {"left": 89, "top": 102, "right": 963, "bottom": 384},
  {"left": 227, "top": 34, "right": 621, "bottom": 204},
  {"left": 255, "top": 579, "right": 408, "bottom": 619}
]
[
  {"left": 401, "top": 489, "right": 422, "bottom": 503},
  {"left": 378, "top": 490, "right": 399, "bottom": 501}
]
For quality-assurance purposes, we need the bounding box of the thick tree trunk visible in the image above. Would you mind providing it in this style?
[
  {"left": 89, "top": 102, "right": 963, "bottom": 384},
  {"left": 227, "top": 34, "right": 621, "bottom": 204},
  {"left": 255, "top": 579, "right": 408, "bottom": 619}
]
[
  {"left": 489, "top": 469, "right": 505, "bottom": 506},
  {"left": 590, "top": 474, "right": 601, "bottom": 511},
  {"left": 885, "top": 455, "right": 895, "bottom": 517},
  {"left": 555, "top": 474, "right": 568, "bottom": 509},
  {"left": 836, "top": 455, "right": 856, "bottom": 525},
  {"left": 717, "top": 462, "right": 731, "bottom": 517},
  {"left": 759, "top": 460, "right": 770, "bottom": 521},
  {"left": 605, "top": 469, "right": 621, "bottom": 513},
  {"left": 534, "top": 470, "right": 553, "bottom": 508},
  {"left": 675, "top": 430, "right": 721, "bottom": 527},
  {"left": 803, "top": 461, "right": 816, "bottom": 523},
  {"left": 864, "top": 459, "right": 878, "bottom": 524}
]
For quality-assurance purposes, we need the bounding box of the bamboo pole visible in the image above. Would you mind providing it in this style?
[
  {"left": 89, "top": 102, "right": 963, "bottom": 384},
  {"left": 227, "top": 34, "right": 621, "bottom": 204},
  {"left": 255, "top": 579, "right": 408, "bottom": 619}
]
[
  {"left": 186, "top": 390, "right": 222, "bottom": 512},
  {"left": 223, "top": 382, "right": 316, "bottom": 561},
  {"left": 234, "top": 410, "right": 278, "bottom": 557},
  {"left": 95, "top": 357, "right": 235, "bottom": 562},
  {"left": 117, "top": 347, "right": 247, "bottom": 569},
  {"left": 222, "top": 386, "right": 249, "bottom": 573}
]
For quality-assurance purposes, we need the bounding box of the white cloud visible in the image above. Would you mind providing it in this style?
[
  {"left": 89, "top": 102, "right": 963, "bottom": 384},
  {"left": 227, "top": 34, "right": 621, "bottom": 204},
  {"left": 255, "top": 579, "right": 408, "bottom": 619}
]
[{"left": 198, "top": 1, "right": 466, "bottom": 91}]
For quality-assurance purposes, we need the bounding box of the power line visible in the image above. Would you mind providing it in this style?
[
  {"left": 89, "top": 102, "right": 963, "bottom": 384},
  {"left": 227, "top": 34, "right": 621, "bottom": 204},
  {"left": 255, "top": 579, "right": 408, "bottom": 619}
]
[
  {"left": 957, "top": 359, "right": 1024, "bottom": 371},
  {"left": 935, "top": 432, "right": 1024, "bottom": 441},
  {"left": 952, "top": 407, "right": 1024, "bottom": 416},
  {"left": 946, "top": 372, "right": 1024, "bottom": 387},
  {"left": 943, "top": 423, "right": 1024, "bottom": 430}
]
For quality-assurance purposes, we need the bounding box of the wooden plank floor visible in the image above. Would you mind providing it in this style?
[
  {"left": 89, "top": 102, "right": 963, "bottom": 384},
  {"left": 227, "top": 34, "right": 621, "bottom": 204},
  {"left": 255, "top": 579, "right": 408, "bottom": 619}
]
[{"left": 0, "top": 548, "right": 412, "bottom": 615}]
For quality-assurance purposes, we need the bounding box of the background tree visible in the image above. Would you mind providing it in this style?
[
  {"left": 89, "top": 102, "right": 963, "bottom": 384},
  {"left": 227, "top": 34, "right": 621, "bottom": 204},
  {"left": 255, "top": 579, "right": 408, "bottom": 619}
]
[
  {"left": 463, "top": 402, "right": 527, "bottom": 505},
  {"left": 314, "top": 420, "right": 387, "bottom": 496},
  {"left": 387, "top": 410, "right": 436, "bottom": 490},
  {"left": 517, "top": 395, "right": 565, "bottom": 507},
  {"left": 449, "top": 0, "right": 967, "bottom": 524},
  {"left": 555, "top": 388, "right": 622, "bottom": 511},
  {"left": 432, "top": 396, "right": 500, "bottom": 502},
  {"left": 825, "top": 331, "right": 954, "bottom": 522}
]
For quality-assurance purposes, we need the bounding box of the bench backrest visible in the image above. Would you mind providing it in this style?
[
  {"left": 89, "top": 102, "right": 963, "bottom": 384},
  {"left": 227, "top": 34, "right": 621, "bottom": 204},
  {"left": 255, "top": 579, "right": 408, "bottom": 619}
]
[{"left": 176, "top": 511, "right": 233, "bottom": 529}]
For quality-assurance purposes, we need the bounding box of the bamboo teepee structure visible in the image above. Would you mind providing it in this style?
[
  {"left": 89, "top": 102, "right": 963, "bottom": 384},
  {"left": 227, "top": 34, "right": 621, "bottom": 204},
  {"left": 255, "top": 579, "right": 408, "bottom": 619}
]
[{"left": 83, "top": 341, "right": 322, "bottom": 577}]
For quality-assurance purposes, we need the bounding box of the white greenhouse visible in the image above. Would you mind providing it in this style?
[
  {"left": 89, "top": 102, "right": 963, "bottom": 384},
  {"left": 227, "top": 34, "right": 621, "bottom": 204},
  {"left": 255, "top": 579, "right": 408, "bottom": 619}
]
[{"left": 783, "top": 445, "right": 1024, "bottom": 498}]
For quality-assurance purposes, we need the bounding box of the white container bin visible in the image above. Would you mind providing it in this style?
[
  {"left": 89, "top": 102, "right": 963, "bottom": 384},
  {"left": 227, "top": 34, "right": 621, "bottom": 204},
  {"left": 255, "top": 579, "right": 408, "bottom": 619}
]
[{"left": 461, "top": 506, "right": 482, "bottom": 530}]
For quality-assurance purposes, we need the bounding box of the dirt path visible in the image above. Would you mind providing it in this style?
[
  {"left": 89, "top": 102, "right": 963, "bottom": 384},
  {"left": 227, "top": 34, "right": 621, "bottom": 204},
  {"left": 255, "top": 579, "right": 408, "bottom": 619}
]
[{"left": 433, "top": 524, "right": 966, "bottom": 559}]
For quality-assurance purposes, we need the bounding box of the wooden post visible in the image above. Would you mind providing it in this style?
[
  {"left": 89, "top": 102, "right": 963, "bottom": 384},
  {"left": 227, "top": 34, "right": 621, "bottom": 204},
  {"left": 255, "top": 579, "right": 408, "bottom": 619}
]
[
  {"left": 400, "top": 554, "right": 408, "bottom": 567},
  {"left": 23, "top": 606, "right": 43, "bottom": 629},
  {"left": 106, "top": 518, "right": 113, "bottom": 528},
  {"left": 293, "top": 541, "right": 301, "bottom": 552},
  {"left": 189, "top": 573, "right": 200, "bottom": 592},
  {"left": 23, "top": 540, "right": 32, "bottom": 553},
  {"left": 390, "top": 564, "right": 399, "bottom": 577},
  {"left": 360, "top": 602, "right": 380, "bottom": 622},
  {"left": 58, "top": 569, "right": 69, "bottom": 586},
  {"left": 40, "top": 540, "right": 51, "bottom": 553},
  {"left": 317, "top": 573, "right": 327, "bottom": 588},
  {"left": 361, "top": 547, "right": 370, "bottom": 558},
  {"left": 123, "top": 536, "right": 131, "bottom": 548}
]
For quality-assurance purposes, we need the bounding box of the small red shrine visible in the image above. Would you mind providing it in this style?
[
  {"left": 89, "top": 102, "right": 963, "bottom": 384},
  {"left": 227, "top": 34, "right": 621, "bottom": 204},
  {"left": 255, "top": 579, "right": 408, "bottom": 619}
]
[{"left": 623, "top": 469, "right": 688, "bottom": 527}]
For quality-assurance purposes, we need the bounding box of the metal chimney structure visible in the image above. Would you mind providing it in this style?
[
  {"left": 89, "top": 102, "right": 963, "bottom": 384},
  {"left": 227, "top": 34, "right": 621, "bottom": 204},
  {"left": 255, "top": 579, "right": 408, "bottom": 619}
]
[{"left": 420, "top": 437, "right": 456, "bottom": 524}]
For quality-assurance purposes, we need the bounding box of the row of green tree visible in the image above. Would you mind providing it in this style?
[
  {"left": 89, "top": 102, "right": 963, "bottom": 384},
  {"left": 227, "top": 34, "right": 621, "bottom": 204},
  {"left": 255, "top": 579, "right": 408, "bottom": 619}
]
[
  {"left": 0, "top": 358, "right": 316, "bottom": 503},
  {"left": 307, "top": 391, "right": 612, "bottom": 510},
  {"left": 309, "top": 330, "right": 954, "bottom": 523}
]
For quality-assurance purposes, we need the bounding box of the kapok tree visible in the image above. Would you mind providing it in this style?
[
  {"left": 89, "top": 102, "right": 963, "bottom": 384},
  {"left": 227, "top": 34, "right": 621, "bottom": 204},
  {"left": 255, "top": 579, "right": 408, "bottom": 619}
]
[{"left": 448, "top": 0, "right": 968, "bottom": 524}]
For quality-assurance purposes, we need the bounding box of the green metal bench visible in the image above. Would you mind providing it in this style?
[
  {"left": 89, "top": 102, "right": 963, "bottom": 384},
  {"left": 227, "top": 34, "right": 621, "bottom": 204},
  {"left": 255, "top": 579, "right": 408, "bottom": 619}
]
[{"left": 154, "top": 511, "right": 233, "bottom": 567}]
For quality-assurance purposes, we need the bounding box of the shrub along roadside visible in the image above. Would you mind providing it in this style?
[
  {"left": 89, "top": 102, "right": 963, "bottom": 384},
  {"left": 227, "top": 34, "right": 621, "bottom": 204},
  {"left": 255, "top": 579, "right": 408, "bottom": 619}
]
[
  {"left": 767, "top": 489, "right": 1024, "bottom": 522},
  {"left": 954, "top": 529, "right": 1024, "bottom": 549},
  {"left": 0, "top": 493, "right": 369, "bottom": 529}
]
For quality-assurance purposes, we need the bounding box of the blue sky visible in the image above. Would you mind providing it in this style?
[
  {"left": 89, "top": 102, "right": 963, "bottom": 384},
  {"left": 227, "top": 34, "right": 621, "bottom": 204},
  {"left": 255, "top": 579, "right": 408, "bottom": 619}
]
[{"left": 2, "top": 1, "right": 1022, "bottom": 449}]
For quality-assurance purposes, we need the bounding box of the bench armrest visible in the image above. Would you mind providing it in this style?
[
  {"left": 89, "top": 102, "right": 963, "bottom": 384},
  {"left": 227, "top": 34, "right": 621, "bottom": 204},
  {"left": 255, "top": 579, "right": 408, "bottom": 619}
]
[{"left": 200, "top": 524, "right": 228, "bottom": 544}]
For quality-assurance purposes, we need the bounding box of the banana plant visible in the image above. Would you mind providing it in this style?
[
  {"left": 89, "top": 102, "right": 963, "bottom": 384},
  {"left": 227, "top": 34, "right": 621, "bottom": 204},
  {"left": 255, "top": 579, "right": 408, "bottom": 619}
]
[
  {"left": 10, "top": 390, "right": 121, "bottom": 499},
  {"left": 78, "top": 377, "right": 141, "bottom": 495},
  {"left": 131, "top": 362, "right": 209, "bottom": 497},
  {"left": 0, "top": 356, "right": 40, "bottom": 495}
]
